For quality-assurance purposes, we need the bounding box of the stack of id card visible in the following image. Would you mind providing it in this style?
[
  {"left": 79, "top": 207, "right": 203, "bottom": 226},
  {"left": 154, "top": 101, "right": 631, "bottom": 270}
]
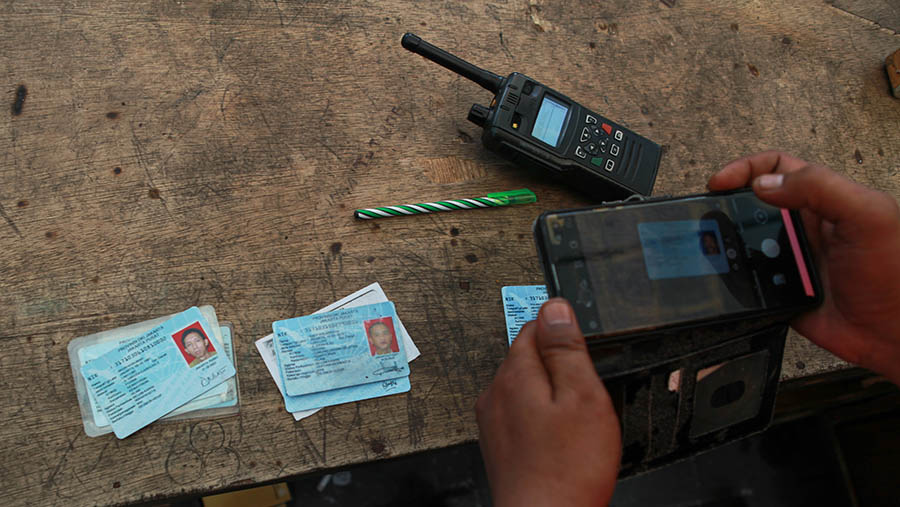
[
  {"left": 255, "top": 283, "right": 420, "bottom": 420},
  {"left": 67, "top": 306, "right": 240, "bottom": 438}
]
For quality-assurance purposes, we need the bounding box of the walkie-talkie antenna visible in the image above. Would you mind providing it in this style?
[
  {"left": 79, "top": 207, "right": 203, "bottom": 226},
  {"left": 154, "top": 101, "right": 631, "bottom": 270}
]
[{"left": 401, "top": 33, "right": 503, "bottom": 94}]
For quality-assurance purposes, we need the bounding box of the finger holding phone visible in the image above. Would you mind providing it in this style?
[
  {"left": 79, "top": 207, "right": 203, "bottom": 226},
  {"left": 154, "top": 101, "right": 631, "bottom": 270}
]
[
  {"left": 476, "top": 299, "right": 621, "bottom": 507},
  {"left": 475, "top": 151, "right": 900, "bottom": 507},
  {"left": 709, "top": 151, "right": 900, "bottom": 385}
]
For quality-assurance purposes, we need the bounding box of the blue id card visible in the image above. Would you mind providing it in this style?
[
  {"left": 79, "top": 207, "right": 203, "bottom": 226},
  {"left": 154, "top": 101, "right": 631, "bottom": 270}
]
[
  {"left": 501, "top": 285, "right": 548, "bottom": 345},
  {"left": 80, "top": 307, "right": 236, "bottom": 439},
  {"left": 204, "top": 325, "right": 239, "bottom": 410},
  {"left": 78, "top": 324, "right": 232, "bottom": 427},
  {"left": 273, "top": 301, "right": 409, "bottom": 397},
  {"left": 283, "top": 376, "right": 410, "bottom": 412}
]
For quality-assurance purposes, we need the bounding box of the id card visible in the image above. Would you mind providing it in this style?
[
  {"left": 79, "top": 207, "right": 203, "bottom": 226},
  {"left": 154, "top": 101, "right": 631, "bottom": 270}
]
[
  {"left": 166, "top": 324, "right": 237, "bottom": 415},
  {"left": 77, "top": 323, "right": 231, "bottom": 427},
  {"left": 501, "top": 285, "right": 548, "bottom": 345},
  {"left": 68, "top": 305, "right": 228, "bottom": 437},
  {"left": 81, "top": 307, "right": 236, "bottom": 438},
  {"left": 203, "top": 324, "right": 239, "bottom": 410},
  {"left": 273, "top": 301, "right": 409, "bottom": 396},
  {"left": 256, "top": 282, "right": 420, "bottom": 420}
]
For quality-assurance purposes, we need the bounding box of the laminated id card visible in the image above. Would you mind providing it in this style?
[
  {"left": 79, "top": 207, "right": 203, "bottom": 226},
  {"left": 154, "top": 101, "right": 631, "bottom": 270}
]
[
  {"left": 80, "top": 307, "right": 236, "bottom": 438},
  {"left": 272, "top": 301, "right": 409, "bottom": 396},
  {"left": 68, "top": 305, "right": 237, "bottom": 437},
  {"left": 501, "top": 285, "right": 548, "bottom": 345}
]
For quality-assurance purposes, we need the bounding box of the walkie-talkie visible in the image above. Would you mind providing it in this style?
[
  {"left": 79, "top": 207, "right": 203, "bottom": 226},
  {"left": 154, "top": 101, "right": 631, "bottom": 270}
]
[{"left": 402, "top": 33, "right": 662, "bottom": 201}]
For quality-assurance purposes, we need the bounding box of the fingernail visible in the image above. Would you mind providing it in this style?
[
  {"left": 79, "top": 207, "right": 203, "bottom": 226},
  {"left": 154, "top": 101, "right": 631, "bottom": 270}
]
[
  {"left": 756, "top": 173, "right": 783, "bottom": 190},
  {"left": 542, "top": 299, "right": 574, "bottom": 327}
]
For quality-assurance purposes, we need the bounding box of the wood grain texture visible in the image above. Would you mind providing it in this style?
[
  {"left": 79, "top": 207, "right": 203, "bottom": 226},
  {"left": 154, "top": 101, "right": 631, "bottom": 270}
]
[
  {"left": 828, "top": 0, "right": 900, "bottom": 32},
  {"left": 1, "top": 0, "right": 898, "bottom": 504}
]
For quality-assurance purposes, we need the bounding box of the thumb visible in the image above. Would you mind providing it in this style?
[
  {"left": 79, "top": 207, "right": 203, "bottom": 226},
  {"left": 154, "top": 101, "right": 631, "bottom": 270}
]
[
  {"left": 535, "top": 298, "right": 600, "bottom": 396},
  {"left": 751, "top": 164, "right": 895, "bottom": 236}
]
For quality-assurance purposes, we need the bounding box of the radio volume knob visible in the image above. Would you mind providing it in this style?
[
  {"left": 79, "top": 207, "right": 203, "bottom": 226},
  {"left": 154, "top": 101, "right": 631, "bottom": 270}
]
[{"left": 468, "top": 103, "right": 490, "bottom": 127}]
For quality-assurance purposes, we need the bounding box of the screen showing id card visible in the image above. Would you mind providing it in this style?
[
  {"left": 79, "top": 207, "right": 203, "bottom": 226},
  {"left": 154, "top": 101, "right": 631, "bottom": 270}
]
[
  {"left": 80, "top": 307, "right": 236, "bottom": 438},
  {"left": 638, "top": 219, "right": 729, "bottom": 280},
  {"left": 552, "top": 192, "right": 817, "bottom": 336},
  {"left": 273, "top": 301, "right": 409, "bottom": 397}
]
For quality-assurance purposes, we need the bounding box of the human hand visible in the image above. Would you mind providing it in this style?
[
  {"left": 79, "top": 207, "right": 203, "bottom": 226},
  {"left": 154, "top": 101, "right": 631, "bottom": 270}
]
[
  {"left": 476, "top": 298, "right": 621, "bottom": 507},
  {"left": 709, "top": 151, "right": 900, "bottom": 384}
]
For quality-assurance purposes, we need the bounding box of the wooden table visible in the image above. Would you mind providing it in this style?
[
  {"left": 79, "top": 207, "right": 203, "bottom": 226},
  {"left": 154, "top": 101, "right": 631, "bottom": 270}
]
[{"left": 2, "top": 0, "right": 898, "bottom": 504}]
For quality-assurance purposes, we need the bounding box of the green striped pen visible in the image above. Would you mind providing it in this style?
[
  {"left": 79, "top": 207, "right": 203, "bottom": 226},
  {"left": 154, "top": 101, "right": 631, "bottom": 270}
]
[{"left": 354, "top": 189, "right": 537, "bottom": 220}]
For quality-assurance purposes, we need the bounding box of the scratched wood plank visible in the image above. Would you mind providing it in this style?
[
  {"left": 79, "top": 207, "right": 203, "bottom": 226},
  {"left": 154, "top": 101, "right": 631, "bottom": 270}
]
[
  {"left": 827, "top": 0, "right": 900, "bottom": 32},
  {"left": 0, "top": 0, "right": 899, "bottom": 504}
]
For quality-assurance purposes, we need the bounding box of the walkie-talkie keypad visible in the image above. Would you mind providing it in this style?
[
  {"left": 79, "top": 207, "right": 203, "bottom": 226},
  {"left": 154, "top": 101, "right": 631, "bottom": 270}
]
[{"left": 575, "top": 114, "right": 628, "bottom": 174}]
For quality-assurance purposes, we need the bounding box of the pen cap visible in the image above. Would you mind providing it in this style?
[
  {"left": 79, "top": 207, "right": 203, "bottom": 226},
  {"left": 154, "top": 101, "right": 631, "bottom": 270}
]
[{"left": 487, "top": 189, "right": 537, "bottom": 205}]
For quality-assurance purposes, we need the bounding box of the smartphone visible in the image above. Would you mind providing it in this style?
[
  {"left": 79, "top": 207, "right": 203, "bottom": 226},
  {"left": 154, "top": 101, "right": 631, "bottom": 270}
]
[{"left": 533, "top": 190, "right": 823, "bottom": 339}]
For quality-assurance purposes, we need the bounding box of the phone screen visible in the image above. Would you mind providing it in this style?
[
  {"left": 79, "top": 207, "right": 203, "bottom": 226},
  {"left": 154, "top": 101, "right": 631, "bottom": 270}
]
[
  {"left": 543, "top": 192, "right": 817, "bottom": 336},
  {"left": 638, "top": 219, "right": 730, "bottom": 279}
]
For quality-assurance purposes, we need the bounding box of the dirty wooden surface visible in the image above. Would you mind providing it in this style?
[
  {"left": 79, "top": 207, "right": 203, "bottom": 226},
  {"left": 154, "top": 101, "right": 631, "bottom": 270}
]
[{"left": 1, "top": 0, "right": 898, "bottom": 505}]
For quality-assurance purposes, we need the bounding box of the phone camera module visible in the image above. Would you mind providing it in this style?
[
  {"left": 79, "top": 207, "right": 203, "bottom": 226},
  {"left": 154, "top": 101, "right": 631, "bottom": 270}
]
[
  {"left": 753, "top": 208, "right": 768, "bottom": 224},
  {"left": 761, "top": 238, "right": 780, "bottom": 258}
]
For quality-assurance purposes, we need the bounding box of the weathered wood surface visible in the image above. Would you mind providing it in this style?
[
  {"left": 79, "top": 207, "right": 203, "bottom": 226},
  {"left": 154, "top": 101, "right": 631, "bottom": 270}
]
[
  {"left": 829, "top": 0, "right": 900, "bottom": 32},
  {"left": 1, "top": 0, "right": 898, "bottom": 504}
]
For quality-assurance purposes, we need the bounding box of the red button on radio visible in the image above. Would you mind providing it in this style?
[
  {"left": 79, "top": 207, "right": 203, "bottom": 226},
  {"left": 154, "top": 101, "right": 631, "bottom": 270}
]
[{"left": 601, "top": 123, "right": 612, "bottom": 135}]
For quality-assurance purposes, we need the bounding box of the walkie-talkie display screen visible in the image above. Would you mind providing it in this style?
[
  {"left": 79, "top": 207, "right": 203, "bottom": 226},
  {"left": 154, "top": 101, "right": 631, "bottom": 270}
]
[{"left": 532, "top": 95, "right": 569, "bottom": 147}]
